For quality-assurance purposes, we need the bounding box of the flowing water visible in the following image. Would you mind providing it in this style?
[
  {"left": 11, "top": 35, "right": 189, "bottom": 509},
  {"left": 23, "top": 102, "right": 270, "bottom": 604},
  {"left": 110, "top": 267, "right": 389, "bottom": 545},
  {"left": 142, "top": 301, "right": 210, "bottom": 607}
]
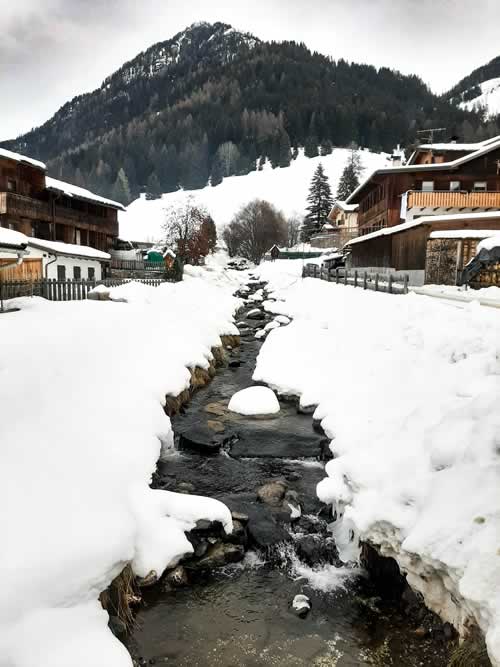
[{"left": 127, "top": 287, "right": 452, "bottom": 666}]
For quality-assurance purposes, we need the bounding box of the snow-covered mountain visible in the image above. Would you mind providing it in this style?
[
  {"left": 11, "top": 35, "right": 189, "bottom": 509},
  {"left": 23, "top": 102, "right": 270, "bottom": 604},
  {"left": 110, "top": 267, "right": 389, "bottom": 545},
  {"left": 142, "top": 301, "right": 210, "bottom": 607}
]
[
  {"left": 447, "top": 55, "right": 500, "bottom": 119},
  {"left": 119, "top": 147, "right": 389, "bottom": 243},
  {"left": 457, "top": 77, "right": 500, "bottom": 118}
]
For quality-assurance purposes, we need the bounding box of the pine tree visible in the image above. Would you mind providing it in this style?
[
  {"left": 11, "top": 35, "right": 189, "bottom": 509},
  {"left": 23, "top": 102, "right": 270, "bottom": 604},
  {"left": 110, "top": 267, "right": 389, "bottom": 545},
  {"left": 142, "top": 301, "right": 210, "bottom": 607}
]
[
  {"left": 111, "top": 168, "right": 131, "bottom": 205},
  {"left": 302, "top": 163, "right": 334, "bottom": 241},
  {"left": 320, "top": 139, "right": 333, "bottom": 156},
  {"left": 336, "top": 148, "right": 363, "bottom": 201},
  {"left": 210, "top": 155, "right": 224, "bottom": 186},
  {"left": 278, "top": 129, "right": 292, "bottom": 167},
  {"left": 146, "top": 172, "right": 162, "bottom": 200},
  {"left": 304, "top": 135, "right": 319, "bottom": 158}
]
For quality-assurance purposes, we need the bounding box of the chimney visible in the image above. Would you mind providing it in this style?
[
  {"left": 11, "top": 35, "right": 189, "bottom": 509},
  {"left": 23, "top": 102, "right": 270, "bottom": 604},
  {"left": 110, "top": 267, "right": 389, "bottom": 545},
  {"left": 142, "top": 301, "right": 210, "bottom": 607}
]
[{"left": 390, "top": 144, "right": 404, "bottom": 167}]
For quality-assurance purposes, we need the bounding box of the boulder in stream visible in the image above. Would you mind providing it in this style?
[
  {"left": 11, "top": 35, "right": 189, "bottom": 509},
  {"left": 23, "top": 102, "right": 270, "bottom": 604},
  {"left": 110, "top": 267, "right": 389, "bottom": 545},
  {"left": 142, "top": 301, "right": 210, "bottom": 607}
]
[{"left": 292, "top": 594, "right": 311, "bottom": 618}]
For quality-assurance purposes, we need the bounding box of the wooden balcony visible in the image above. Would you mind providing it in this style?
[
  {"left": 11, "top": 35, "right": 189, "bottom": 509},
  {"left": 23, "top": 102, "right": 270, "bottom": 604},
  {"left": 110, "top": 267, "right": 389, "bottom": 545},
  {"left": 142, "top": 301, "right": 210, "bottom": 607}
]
[
  {"left": 0, "top": 191, "right": 52, "bottom": 222},
  {"left": 407, "top": 190, "right": 500, "bottom": 210},
  {"left": 0, "top": 191, "right": 118, "bottom": 235}
]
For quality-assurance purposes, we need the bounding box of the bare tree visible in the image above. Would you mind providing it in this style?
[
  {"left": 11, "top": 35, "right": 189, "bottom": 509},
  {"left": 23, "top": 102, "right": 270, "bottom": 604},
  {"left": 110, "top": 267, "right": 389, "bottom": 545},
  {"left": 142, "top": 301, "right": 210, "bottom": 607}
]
[
  {"left": 285, "top": 214, "right": 302, "bottom": 248},
  {"left": 223, "top": 199, "right": 287, "bottom": 264},
  {"left": 163, "top": 196, "right": 216, "bottom": 265}
]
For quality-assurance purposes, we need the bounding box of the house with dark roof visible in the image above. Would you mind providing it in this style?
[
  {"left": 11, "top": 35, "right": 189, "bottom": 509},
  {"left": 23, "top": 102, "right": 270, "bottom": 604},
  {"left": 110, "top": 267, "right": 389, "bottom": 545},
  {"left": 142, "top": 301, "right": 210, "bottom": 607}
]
[
  {"left": 0, "top": 147, "right": 124, "bottom": 253},
  {"left": 343, "top": 136, "right": 500, "bottom": 284}
]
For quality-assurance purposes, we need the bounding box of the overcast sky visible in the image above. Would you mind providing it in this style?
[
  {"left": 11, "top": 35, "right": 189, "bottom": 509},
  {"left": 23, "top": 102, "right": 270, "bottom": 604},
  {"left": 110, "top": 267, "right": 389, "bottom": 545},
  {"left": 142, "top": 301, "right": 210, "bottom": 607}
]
[{"left": 1, "top": 0, "right": 500, "bottom": 141}]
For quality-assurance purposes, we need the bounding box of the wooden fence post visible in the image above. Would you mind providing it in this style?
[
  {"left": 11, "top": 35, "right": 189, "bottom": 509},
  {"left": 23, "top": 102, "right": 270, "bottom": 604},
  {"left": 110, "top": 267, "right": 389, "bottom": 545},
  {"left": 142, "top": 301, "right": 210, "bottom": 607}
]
[
  {"left": 344, "top": 269, "right": 348, "bottom": 286},
  {"left": 335, "top": 268, "right": 339, "bottom": 284},
  {"left": 388, "top": 274, "right": 393, "bottom": 294},
  {"left": 354, "top": 270, "right": 358, "bottom": 288},
  {"left": 403, "top": 274, "right": 409, "bottom": 294},
  {"left": 375, "top": 274, "right": 379, "bottom": 292},
  {"left": 363, "top": 271, "right": 368, "bottom": 290}
]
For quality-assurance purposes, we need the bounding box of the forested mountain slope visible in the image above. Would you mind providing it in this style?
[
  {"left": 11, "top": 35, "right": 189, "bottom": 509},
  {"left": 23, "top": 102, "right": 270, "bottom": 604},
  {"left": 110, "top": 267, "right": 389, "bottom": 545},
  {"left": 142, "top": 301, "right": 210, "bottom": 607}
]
[{"left": 3, "top": 22, "right": 494, "bottom": 203}]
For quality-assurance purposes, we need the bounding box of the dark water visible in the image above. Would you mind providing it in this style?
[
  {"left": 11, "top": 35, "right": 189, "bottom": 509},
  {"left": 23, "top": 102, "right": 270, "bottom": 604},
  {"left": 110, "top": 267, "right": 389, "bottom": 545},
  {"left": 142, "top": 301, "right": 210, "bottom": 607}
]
[{"left": 128, "top": 296, "right": 452, "bottom": 667}]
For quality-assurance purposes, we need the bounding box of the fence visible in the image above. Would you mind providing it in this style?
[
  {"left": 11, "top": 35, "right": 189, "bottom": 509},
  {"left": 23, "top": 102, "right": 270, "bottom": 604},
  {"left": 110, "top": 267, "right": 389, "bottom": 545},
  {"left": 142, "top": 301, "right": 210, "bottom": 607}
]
[
  {"left": 110, "top": 258, "right": 167, "bottom": 272},
  {"left": 303, "top": 264, "right": 409, "bottom": 295},
  {"left": 0, "top": 277, "right": 170, "bottom": 303}
]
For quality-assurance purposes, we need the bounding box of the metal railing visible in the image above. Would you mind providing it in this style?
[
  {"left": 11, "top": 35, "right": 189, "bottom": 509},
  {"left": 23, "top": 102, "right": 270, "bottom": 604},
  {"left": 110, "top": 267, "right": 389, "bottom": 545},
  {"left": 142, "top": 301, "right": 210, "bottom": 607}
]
[{"left": 303, "top": 264, "right": 409, "bottom": 294}]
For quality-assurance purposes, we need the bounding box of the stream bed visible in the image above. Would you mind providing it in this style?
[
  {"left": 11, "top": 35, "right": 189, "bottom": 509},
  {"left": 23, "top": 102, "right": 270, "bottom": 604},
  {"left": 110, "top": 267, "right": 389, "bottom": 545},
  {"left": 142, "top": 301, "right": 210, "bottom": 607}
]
[{"left": 127, "top": 283, "right": 454, "bottom": 666}]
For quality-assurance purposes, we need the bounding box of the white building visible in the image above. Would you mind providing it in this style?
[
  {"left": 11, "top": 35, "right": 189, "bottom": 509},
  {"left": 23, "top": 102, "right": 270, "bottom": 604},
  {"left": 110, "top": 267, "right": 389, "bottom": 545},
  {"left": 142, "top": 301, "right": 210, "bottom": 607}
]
[{"left": 0, "top": 229, "right": 110, "bottom": 281}]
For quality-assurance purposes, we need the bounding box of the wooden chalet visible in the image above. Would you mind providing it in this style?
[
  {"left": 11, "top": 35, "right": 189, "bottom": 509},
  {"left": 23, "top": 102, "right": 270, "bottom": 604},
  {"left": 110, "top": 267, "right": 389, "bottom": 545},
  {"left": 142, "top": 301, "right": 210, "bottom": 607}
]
[
  {"left": 0, "top": 148, "right": 124, "bottom": 253},
  {"left": 347, "top": 212, "right": 500, "bottom": 285},
  {"left": 344, "top": 136, "right": 500, "bottom": 284}
]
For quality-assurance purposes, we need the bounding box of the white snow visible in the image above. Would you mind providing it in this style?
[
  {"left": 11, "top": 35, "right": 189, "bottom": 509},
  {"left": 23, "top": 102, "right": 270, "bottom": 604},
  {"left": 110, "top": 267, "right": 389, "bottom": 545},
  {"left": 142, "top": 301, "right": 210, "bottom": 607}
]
[
  {"left": 0, "top": 257, "right": 243, "bottom": 667},
  {"left": 0, "top": 227, "right": 29, "bottom": 248},
  {"left": 29, "top": 238, "right": 111, "bottom": 260},
  {"left": 252, "top": 264, "right": 500, "bottom": 666},
  {"left": 274, "top": 315, "right": 290, "bottom": 325},
  {"left": 429, "top": 229, "right": 499, "bottom": 240},
  {"left": 459, "top": 77, "right": 500, "bottom": 118},
  {"left": 0, "top": 146, "right": 46, "bottom": 170},
  {"left": 292, "top": 594, "right": 311, "bottom": 612},
  {"left": 228, "top": 386, "right": 280, "bottom": 415},
  {"left": 119, "top": 148, "right": 389, "bottom": 243},
  {"left": 264, "top": 320, "right": 281, "bottom": 332},
  {"left": 46, "top": 176, "right": 126, "bottom": 211},
  {"left": 478, "top": 234, "right": 500, "bottom": 252}
]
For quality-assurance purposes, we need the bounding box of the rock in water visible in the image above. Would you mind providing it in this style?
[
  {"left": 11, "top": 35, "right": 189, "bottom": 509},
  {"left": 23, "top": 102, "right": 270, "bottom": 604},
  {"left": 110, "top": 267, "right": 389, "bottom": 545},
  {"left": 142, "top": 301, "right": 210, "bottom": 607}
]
[
  {"left": 228, "top": 386, "right": 280, "bottom": 415},
  {"left": 292, "top": 594, "right": 311, "bottom": 618},
  {"left": 257, "top": 480, "right": 287, "bottom": 506},
  {"left": 246, "top": 309, "right": 265, "bottom": 320}
]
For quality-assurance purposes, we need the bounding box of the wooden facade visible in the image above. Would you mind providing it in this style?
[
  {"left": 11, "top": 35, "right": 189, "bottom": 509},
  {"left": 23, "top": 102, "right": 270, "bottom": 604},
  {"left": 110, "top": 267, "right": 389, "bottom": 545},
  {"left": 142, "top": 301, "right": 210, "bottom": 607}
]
[
  {"left": 0, "top": 154, "right": 121, "bottom": 252},
  {"left": 348, "top": 216, "right": 500, "bottom": 280},
  {"left": 0, "top": 257, "right": 42, "bottom": 282},
  {"left": 350, "top": 146, "right": 500, "bottom": 235}
]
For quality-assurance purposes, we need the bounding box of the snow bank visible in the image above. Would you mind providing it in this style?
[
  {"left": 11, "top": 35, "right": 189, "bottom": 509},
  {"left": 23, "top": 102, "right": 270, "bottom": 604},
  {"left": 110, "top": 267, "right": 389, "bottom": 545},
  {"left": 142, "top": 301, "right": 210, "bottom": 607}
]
[
  {"left": 252, "top": 272, "right": 500, "bottom": 665},
  {"left": 228, "top": 386, "right": 280, "bottom": 415},
  {"left": 0, "top": 259, "right": 243, "bottom": 667},
  {"left": 119, "top": 148, "right": 389, "bottom": 242}
]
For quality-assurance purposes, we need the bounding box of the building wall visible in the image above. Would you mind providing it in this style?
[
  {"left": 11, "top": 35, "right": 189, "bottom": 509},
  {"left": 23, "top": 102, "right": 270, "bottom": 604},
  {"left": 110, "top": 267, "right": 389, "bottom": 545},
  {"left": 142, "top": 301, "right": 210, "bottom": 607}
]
[{"left": 0, "top": 246, "right": 106, "bottom": 280}]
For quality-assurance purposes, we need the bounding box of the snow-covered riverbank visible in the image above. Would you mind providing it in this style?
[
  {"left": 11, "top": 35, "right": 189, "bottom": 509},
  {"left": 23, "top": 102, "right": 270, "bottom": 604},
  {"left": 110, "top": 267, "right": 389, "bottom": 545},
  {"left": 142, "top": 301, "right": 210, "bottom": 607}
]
[
  {"left": 0, "top": 262, "right": 242, "bottom": 667},
  {"left": 253, "top": 259, "right": 500, "bottom": 665}
]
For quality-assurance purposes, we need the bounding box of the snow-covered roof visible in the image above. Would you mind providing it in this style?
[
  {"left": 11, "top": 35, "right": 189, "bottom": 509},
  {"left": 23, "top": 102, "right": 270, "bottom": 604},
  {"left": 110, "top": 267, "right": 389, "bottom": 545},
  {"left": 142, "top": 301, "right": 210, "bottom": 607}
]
[
  {"left": 29, "top": 238, "right": 111, "bottom": 260},
  {"left": 0, "top": 227, "right": 29, "bottom": 250},
  {"left": 163, "top": 248, "right": 176, "bottom": 258},
  {"left": 331, "top": 200, "right": 358, "bottom": 213},
  {"left": 429, "top": 229, "right": 500, "bottom": 240},
  {"left": 346, "top": 211, "right": 500, "bottom": 246},
  {"left": 46, "top": 177, "right": 126, "bottom": 211},
  {"left": 322, "top": 223, "right": 334, "bottom": 230},
  {"left": 346, "top": 135, "right": 500, "bottom": 204},
  {"left": 0, "top": 147, "right": 46, "bottom": 171}
]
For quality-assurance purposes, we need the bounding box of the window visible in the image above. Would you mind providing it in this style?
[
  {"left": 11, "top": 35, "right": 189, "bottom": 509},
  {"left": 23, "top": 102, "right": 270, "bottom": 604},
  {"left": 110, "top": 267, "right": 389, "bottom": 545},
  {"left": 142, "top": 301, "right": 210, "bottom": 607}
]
[
  {"left": 73, "top": 266, "right": 81, "bottom": 280},
  {"left": 7, "top": 179, "right": 16, "bottom": 192},
  {"left": 57, "top": 265, "right": 66, "bottom": 281},
  {"left": 473, "top": 181, "right": 487, "bottom": 192},
  {"left": 88, "top": 267, "right": 95, "bottom": 280},
  {"left": 449, "top": 181, "right": 461, "bottom": 191},
  {"left": 422, "top": 181, "right": 434, "bottom": 192}
]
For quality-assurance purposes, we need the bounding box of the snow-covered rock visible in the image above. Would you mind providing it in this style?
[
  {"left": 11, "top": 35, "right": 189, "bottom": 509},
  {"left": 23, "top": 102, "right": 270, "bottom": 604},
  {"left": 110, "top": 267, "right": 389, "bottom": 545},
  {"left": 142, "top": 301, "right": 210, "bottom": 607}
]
[
  {"left": 292, "top": 594, "right": 311, "bottom": 618},
  {"left": 228, "top": 386, "right": 280, "bottom": 415}
]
